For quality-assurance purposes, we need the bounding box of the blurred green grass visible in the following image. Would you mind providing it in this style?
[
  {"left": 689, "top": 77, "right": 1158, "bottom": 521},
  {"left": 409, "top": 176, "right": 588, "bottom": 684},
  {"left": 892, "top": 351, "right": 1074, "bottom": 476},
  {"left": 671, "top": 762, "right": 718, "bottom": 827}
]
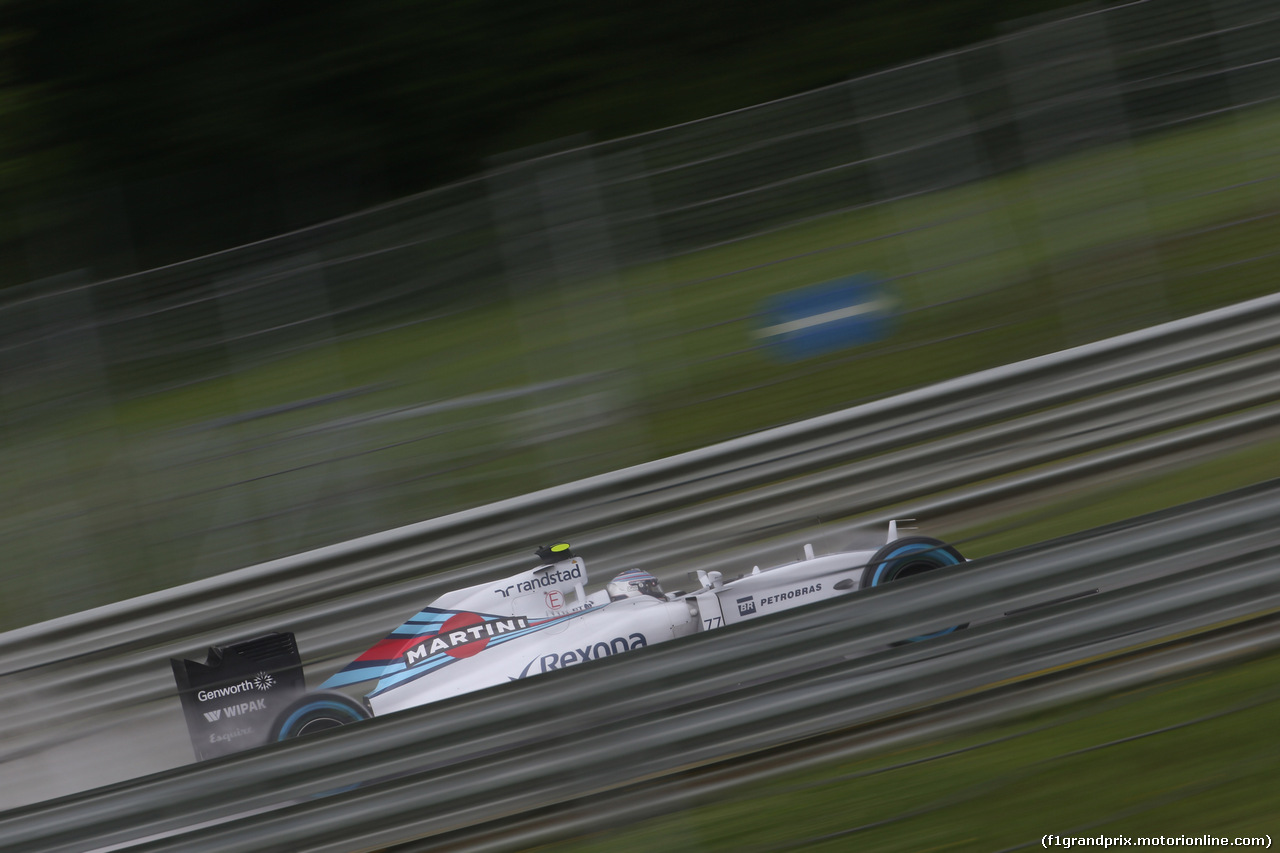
[
  {"left": 943, "top": 433, "right": 1280, "bottom": 559},
  {"left": 112, "top": 102, "right": 1280, "bottom": 450},
  {"left": 549, "top": 638, "right": 1280, "bottom": 852}
]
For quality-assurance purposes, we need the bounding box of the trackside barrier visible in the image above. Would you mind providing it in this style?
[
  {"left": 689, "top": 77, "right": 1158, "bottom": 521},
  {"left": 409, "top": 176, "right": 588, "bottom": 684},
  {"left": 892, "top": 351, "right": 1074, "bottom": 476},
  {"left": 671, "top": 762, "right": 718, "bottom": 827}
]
[
  {"left": 0, "top": 289, "right": 1279, "bottom": 789},
  {"left": 2, "top": 288, "right": 1280, "bottom": 672},
  {"left": 4, "top": 480, "right": 1280, "bottom": 852}
]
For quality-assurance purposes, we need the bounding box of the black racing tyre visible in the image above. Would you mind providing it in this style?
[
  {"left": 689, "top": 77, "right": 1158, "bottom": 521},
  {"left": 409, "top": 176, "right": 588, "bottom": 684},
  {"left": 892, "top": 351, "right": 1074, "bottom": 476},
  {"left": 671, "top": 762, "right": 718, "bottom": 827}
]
[
  {"left": 270, "top": 691, "right": 370, "bottom": 741},
  {"left": 861, "top": 536, "right": 968, "bottom": 642},
  {"left": 860, "top": 536, "right": 966, "bottom": 590}
]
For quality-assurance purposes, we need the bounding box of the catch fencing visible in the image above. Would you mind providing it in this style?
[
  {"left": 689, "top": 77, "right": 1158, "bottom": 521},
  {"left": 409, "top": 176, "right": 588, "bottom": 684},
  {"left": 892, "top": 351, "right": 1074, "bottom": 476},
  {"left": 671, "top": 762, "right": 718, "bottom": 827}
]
[{"left": 3, "top": 0, "right": 1280, "bottom": 625}]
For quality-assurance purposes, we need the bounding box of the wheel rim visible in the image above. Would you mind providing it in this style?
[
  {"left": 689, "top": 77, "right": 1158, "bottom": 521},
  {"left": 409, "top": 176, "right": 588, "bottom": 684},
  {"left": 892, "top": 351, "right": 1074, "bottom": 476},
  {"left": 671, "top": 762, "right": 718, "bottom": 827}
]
[
  {"left": 277, "top": 699, "right": 365, "bottom": 741},
  {"left": 295, "top": 715, "right": 348, "bottom": 736},
  {"left": 871, "top": 545, "right": 959, "bottom": 587},
  {"left": 890, "top": 558, "right": 943, "bottom": 581}
]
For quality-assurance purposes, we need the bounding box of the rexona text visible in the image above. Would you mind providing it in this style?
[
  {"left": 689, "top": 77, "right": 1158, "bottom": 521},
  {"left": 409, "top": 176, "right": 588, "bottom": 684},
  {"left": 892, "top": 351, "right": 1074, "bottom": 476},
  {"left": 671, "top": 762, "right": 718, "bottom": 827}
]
[
  {"left": 403, "top": 617, "right": 531, "bottom": 664},
  {"left": 518, "top": 633, "right": 648, "bottom": 677},
  {"left": 495, "top": 565, "right": 583, "bottom": 597}
]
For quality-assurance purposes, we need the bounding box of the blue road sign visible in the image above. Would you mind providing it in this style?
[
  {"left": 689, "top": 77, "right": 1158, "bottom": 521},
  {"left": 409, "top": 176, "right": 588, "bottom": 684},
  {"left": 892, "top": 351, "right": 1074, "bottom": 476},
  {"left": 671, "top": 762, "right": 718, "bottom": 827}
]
[{"left": 756, "top": 275, "right": 897, "bottom": 362}]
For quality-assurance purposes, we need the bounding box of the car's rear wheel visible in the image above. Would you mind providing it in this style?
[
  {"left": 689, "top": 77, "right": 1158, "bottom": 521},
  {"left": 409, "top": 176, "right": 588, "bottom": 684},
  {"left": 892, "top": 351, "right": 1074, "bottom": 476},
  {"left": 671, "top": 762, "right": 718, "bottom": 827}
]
[
  {"left": 270, "top": 691, "right": 370, "bottom": 741},
  {"left": 861, "top": 536, "right": 968, "bottom": 642}
]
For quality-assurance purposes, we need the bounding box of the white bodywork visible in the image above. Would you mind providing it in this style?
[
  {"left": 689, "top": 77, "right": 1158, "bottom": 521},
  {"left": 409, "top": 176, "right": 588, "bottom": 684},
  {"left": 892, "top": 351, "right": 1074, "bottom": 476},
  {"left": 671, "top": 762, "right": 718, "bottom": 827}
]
[{"left": 322, "top": 540, "right": 901, "bottom": 717}]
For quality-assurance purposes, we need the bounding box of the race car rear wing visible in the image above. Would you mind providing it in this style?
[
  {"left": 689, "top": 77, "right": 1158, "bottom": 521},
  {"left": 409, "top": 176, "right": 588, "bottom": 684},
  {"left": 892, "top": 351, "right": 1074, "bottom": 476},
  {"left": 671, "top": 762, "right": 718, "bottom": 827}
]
[{"left": 170, "top": 632, "right": 306, "bottom": 761}]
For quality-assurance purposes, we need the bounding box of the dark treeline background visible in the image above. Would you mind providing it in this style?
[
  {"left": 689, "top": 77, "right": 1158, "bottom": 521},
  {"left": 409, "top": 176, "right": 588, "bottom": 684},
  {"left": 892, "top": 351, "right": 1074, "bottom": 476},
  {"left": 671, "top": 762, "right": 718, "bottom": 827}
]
[{"left": 0, "top": 0, "right": 1084, "bottom": 277}]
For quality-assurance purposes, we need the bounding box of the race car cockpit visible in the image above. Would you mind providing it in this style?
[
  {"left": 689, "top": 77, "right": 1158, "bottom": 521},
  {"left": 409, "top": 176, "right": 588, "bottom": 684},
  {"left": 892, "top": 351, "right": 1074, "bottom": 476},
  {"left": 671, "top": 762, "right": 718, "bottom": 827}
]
[{"left": 606, "top": 569, "right": 665, "bottom": 601}]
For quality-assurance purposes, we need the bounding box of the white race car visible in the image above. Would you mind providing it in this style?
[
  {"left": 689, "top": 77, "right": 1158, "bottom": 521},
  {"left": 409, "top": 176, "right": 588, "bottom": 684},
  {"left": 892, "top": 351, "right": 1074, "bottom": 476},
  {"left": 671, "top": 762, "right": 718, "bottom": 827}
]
[{"left": 266, "top": 525, "right": 966, "bottom": 740}]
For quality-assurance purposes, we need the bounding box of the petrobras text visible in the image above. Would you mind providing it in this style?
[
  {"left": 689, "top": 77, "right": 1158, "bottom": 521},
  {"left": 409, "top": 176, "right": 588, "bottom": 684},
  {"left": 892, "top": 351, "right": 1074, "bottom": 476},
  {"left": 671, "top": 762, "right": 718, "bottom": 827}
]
[
  {"left": 758, "top": 583, "right": 822, "bottom": 608},
  {"left": 495, "top": 564, "right": 583, "bottom": 598},
  {"left": 518, "top": 633, "right": 648, "bottom": 677}
]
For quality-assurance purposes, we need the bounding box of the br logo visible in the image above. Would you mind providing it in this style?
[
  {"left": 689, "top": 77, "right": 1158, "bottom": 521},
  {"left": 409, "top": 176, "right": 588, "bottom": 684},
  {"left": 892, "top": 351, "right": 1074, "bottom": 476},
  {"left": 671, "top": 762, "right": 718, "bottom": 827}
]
[{"left": 737, "top": 596, "right": 756, "bottom": 616}]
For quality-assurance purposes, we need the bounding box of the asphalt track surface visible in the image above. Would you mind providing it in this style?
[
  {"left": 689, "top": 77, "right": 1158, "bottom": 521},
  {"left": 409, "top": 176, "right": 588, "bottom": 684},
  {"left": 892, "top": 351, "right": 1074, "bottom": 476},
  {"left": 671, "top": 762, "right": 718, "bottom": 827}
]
[{"left": 4, "top": 478, "right": 1280, "bottom": 852}]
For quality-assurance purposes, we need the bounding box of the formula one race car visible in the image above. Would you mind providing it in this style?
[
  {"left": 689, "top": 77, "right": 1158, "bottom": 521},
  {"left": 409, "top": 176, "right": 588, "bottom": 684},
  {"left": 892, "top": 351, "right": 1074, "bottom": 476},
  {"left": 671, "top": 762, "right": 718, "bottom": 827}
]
[
  {"left": 266, "top": 525, "right": 966, "bottom": 741},
  {"left": 170, "top": 525, "right": 966, "bottom": 757}
]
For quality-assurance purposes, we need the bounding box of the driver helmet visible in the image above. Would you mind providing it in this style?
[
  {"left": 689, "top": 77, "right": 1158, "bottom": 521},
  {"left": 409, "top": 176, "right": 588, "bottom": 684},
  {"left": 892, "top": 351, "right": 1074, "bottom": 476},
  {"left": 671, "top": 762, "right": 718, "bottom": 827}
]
[{"left": 607, "top": 569, "right": 665, "bottom": 601}]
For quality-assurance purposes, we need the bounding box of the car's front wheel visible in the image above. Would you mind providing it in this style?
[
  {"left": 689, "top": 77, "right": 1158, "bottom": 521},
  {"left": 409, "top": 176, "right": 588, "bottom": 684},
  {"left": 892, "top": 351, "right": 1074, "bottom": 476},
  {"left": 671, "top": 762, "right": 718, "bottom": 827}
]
[
  {"left": 860, "top": 536, "right": 965, "bottom": 589},
  {"left": 861, "top": 536, "right": 968, "bottom": 642},
  {"left": 270, "top": 691, "right": 370, "bottom": 741}
]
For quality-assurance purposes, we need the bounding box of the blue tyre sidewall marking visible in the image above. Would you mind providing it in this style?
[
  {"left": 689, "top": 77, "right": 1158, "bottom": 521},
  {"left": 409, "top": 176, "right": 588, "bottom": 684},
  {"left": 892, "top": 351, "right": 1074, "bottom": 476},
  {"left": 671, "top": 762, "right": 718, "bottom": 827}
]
[
  {"left": 869, "top": 543, "right": 962, "bottom": 641},
  {"left": 870, "top": 543, "right": 960, "bottom": 587},
  {"left": 278, "top": 700, "right": 362, "bottom": 741}
]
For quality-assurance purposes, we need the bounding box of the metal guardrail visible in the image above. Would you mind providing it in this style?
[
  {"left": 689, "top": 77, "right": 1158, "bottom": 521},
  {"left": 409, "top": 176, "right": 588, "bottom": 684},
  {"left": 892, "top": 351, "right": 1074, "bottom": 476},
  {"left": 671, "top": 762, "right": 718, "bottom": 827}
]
[
  {"left": 6, "top": 479, "right": 1280, "bottom": 852},
  {"left": 1, "top": 288, "right": 1279, "bottom": 788},
  {"left": 426, "top": 617, "right": 1280, "bottom": 853}
]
